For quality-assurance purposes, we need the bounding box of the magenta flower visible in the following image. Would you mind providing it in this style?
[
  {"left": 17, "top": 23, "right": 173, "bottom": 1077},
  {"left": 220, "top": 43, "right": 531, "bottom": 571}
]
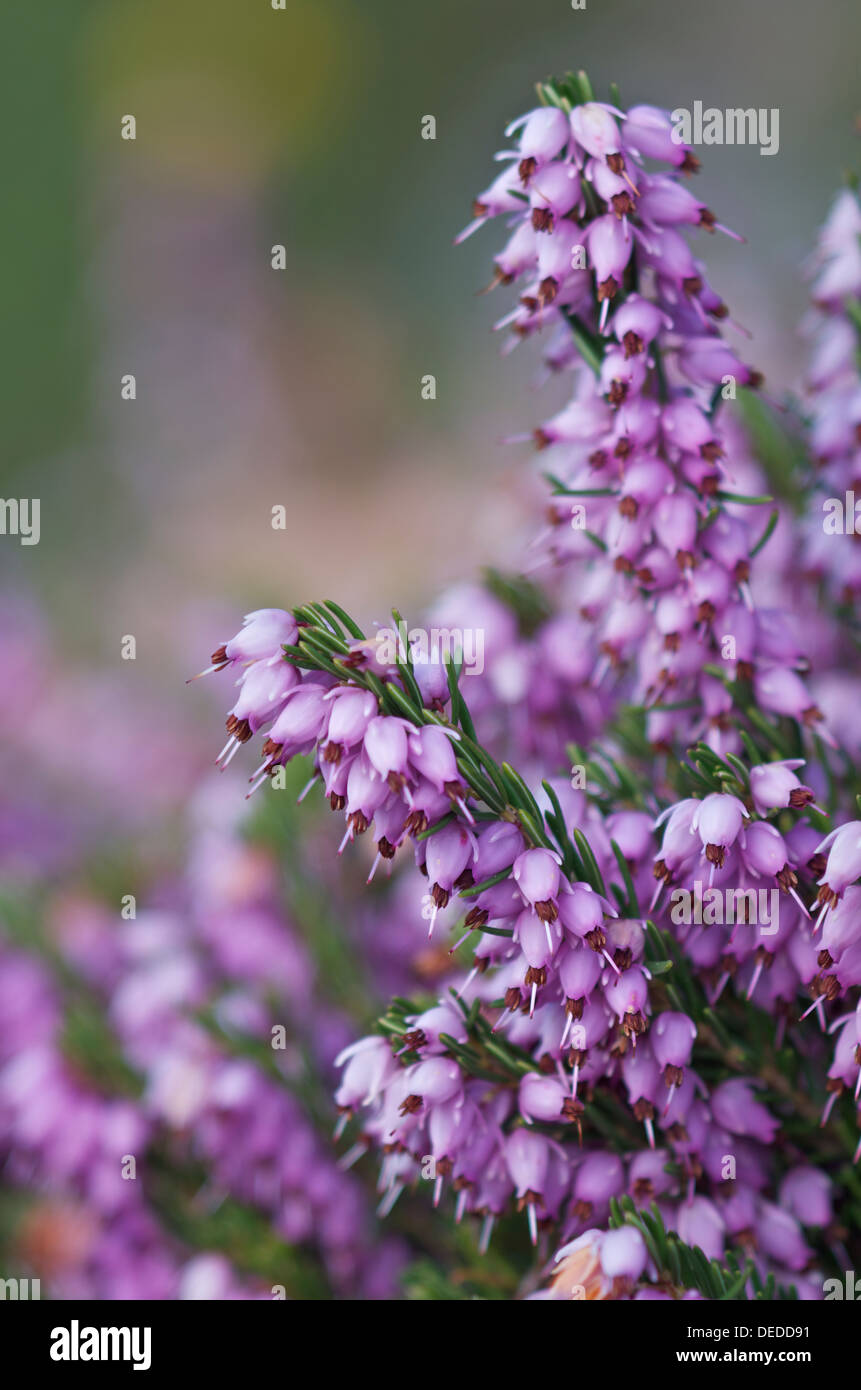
[
  {"left": 676, "top": 1196, "right": 725, "bottom": 1262},
  {"left": 585, "top": 215, "right": 633, "bottom": 321},
  {"left": 652, "top": 1011, "right": 697, "bottom": 1094},
  {"left": 692, "top": 793, "right": 749, "bottom": 874},
  {"left": 778, "top": 1167, "right": 832, "bottom": 1228},
  {"left": 755, "top": 1201, "right": 812, "bottom": 1272},
  {"left": 504, "top": 1129, "right": 553, "bottom": 1243},
  {"left": 529, "top": 162, "right": 583, "bottom": 232},
  {"left": 711, "top": 1080, "right": 779, "bottom": 1144},
  {"left": 506, "top": 106, "right": 571, "bottom": 180},
  {"left": 519, "top": 1073, "right": 570, "bottom": 1125},
  {"left": 623, "top": 104, "right": 699, "bottom": 170},
  {"left": 600, "top": 1226, "right": 648, "bottom": 1283},
  {"left": 816, "top": 821, "right": 861, "bottom": 916},
  {"left": 216, "top": 659, "right": 298, "bottom": 768},
  {"left": 512, "top": 847, "right": 562, "bottom": 921},
  {"left": 604, "top": 967, "right": 649, "bottom": 1038},
  {"left": 192, "top": 609, "right": 297, "bottom": 678},
  {"left": 749, "top": 760, "right": 814, "bottom": 816}
]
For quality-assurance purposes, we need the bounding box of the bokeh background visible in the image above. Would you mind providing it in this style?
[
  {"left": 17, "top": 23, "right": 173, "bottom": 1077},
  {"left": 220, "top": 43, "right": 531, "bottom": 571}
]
[
  {"left": 4, "top": 0, "right": 860, "bottom": 684},
  {"left": 1, "top": 0, "right": 859, "bottom": 1298}
]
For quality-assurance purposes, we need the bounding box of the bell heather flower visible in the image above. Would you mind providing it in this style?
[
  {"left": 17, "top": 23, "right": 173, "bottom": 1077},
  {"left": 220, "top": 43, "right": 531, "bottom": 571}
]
[
  {"left": 190, "top": 609, "right": 298, "bottom": 679},
  {"left": 688, "top": 793, "right": 749, "bottom": 887},
  {"left": 215, "top": 659, "right": 298, "bottom": 769},
  {"left": 675, "top": 1196, "right": 726, "bottom": 1261},
  {"left": 711, "top": 1080, "right": 780, "bottom": 1144},
  {"left": 750, "top": 759, "right": 816, "bottom": 816},
  {"left": 512, "top": 847, "right": 562, "bottom": 921},
  {"left": 778, "top": 1167, "right": 833, "bottom": 1229},
  {"left": 455, "top": 86, "right": 842, "bottom": 769},
  {"left": 815, "top": 820, "right": 861, "bottom": 919},
  {"left": 652, "top": 1011, "right": 697, "bottom": 1100}
]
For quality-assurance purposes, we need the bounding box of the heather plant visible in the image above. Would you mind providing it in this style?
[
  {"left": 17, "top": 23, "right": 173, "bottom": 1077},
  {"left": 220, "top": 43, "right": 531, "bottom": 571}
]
[
  {"left": 0, "top": 608, "right": 430, "bottom": 1299},
  {"left": 0, "top": 772, "right": 413, "bottom": 1299},
  {"left": 5, "top": 67, "right": 861, "bottom": 1307},
  {"left": 192, "top": 71, "right": 861, "bottom": 1300}
]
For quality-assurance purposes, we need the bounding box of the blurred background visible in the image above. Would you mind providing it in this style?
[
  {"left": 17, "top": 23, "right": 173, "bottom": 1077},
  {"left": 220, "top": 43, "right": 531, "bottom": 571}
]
[
  {"left": 3, "top": 0, "right": 860, "bottom": 675},
  {"left": 0, "top": 0, "right": 859, "bottom": 1298}
]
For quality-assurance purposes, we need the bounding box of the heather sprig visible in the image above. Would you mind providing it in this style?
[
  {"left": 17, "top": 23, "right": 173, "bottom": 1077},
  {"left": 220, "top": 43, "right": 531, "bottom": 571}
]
[
  {"left": 187, "top": 74, "right": 861, "bottom": 1301},
  {"left": 458, "top": 73, "right": 835, "bottom": 763}
]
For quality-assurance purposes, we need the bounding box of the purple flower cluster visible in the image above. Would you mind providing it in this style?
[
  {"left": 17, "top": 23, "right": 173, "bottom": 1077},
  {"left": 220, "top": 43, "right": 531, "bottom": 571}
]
[
  {"left": 329, "top": 783, "right": 851, "bottom": 1288},
  {"left": 0, "top": 950, "right": 147, "bottom": 1217},
  {"left": 537, "top": 1166, "right": 830, "bottom": 1300},
  {"left": 653, "top": 788, "right": 861, "bottom": 1142},
  {"left": 0, "top": 946, "right": 268, "bottom": 1299},
  {"left": 188, "top": 82, "right": 861, "bottom": 1301},
  {"left": 460, "top": 98, "right": 831, "bottom": 756},
  {"left": 93, "top": 806, "right": 407, "bottom": 1297},
  {"left": 0, "top": 770, "right": 408, "bottom": 1299},
  {"left": 196, "top": 601, "right": 861, "bottom": 1296},
  {"left": 800, "top": 189, "right": 861, "bottom": 602}
]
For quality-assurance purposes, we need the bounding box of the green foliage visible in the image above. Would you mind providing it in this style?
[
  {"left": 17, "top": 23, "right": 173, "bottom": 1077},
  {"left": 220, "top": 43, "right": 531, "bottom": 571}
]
[
  {"left": 147, "top": 1151, "right": 331, "bottom": 1300},
  {"left": 482, "top": 568, "right": 553, "bottom": 638}
]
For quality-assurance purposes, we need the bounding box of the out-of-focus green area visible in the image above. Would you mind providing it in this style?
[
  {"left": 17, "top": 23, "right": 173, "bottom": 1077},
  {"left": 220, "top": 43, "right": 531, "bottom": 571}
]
[{"left": 2, "top": 0, "right": 859, "bottom": 657}]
